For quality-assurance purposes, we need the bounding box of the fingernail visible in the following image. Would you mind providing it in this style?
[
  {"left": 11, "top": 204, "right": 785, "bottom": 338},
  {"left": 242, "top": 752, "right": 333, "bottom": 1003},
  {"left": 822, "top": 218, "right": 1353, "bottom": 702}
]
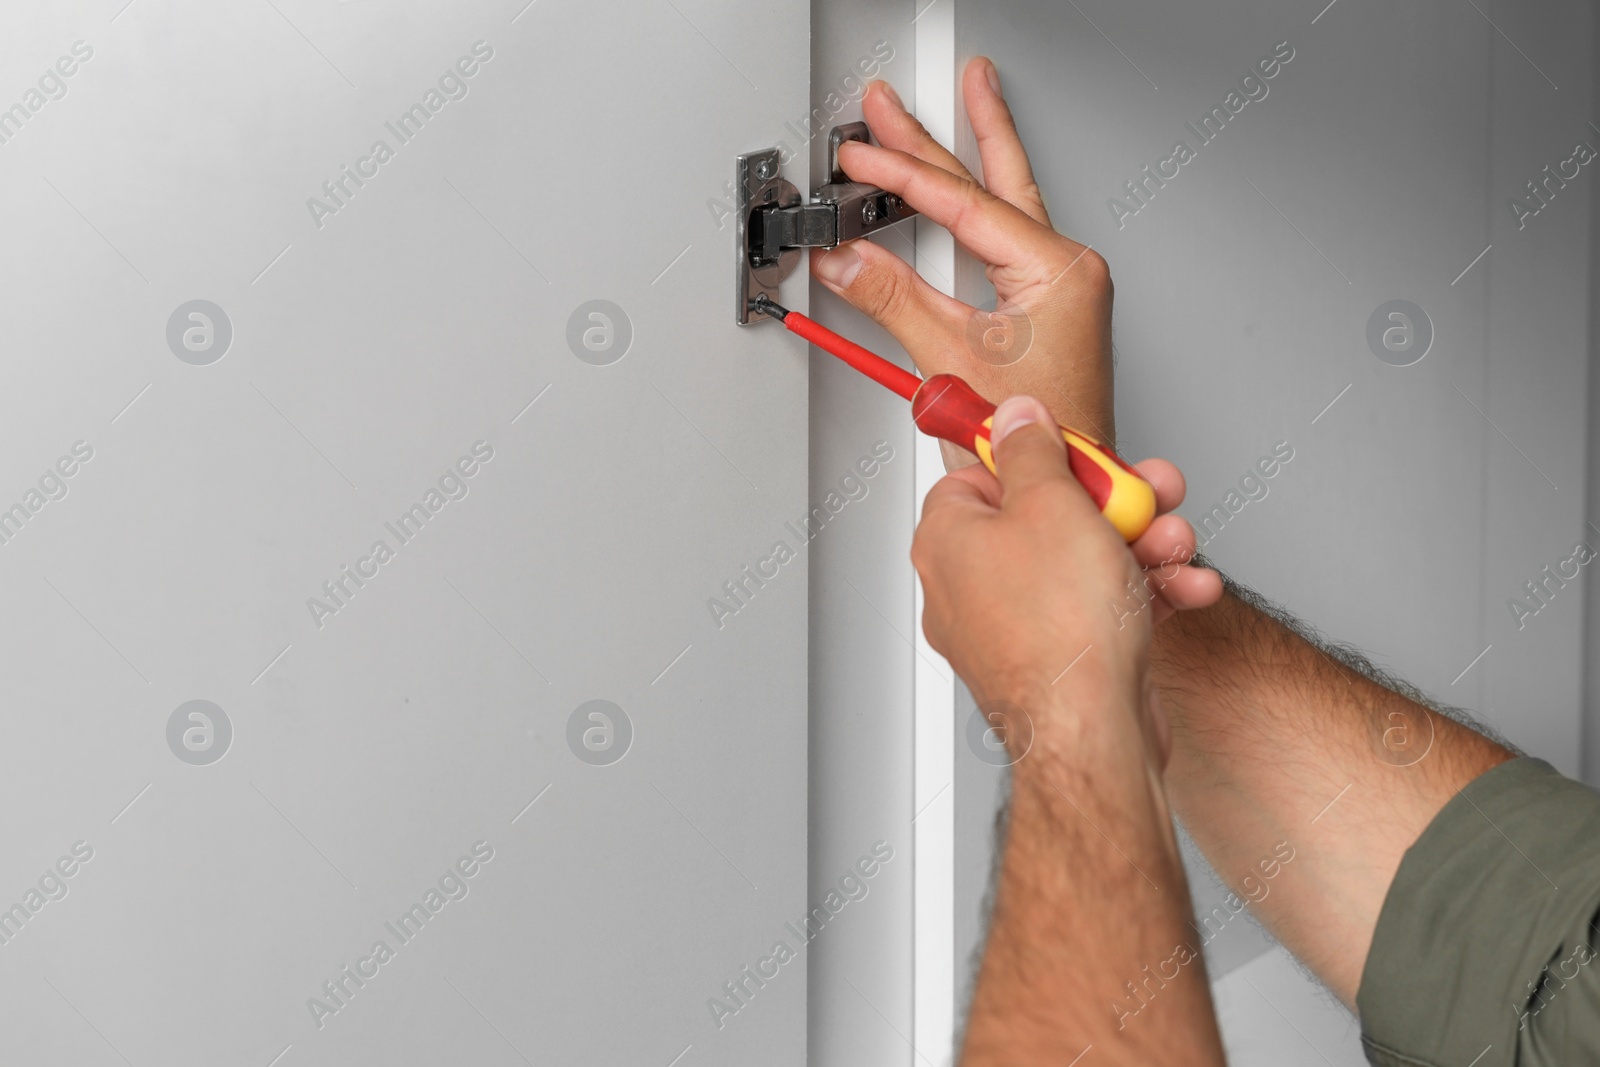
[
  {"left": 991, "top": 396, "right": 1048, "bottom": 445},
  {"left": 877, "top": 80, "right": 905, "bottom": 110},
  {"left": 814, "top": 244, "right": 863, "bottom": 289},
  {"left": 985, "top": 60, "right": 1002, "bottom": 98}
]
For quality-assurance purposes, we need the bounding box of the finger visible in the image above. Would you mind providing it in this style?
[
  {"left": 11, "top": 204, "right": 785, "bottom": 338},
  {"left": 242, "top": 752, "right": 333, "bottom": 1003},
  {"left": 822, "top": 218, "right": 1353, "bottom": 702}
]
[
  {"left": 836, "top": 140, "right": 1078, "bottom": 281},
  {"left": 962, "top": 58, "right": 1051, "bottom": 226},
  {"left": 1130, "top": 514, "right": 1196, "bottom": 571},
  {"left": 810, "top": 238, "right": 968, "bottom": 356},
  {"left": 1156, "top": 565, "right": 1224, "bottom": 612},
  {"left": 947, "top": 461, "right": 1005, "bottom": 509},
  {"left": 862, "top": 80, "right": 974, "bottom": 181},
  {"left": 990, "top": 395, "right": 1078, "bottom": 505},
  {"left": 1134, "top": 458, "right": 1187, "bottom": 515},
  {"left": 919, "top": 464, "right": 1001, "bottom": 524}
]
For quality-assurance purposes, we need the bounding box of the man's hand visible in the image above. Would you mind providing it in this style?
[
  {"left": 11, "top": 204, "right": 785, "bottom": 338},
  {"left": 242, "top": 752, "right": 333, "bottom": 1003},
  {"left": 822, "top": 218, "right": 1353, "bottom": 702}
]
[
  {"left": 915, "top": 397, "right": 1219, "bottom": 716},
  {"left": 811, "top": 60, "right": 1115, "bottom": 449},
  {"left": 822, "top": 59, "right": 1222, "bottom": 614},
  {"left": 916, "top": 396, "right": 1227, "bottom": 1066}
]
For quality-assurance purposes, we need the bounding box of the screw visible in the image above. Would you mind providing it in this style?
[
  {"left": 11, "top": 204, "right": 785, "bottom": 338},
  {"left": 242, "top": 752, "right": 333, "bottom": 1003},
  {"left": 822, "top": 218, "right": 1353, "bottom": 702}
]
[
  {"left": 861, "top": 200, "right": 879, "bottom": 224},
  {"left": 886, "top": 194, "right": 903, "bottom": 214},
  {"left": 755, "top": 158, "right": 776, "bottom": 180}
]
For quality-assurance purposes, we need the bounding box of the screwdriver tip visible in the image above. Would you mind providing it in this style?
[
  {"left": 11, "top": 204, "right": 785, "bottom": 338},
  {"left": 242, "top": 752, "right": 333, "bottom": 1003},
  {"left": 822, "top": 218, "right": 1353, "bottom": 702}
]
[{"left": 751, "top": 294, "right": 790, "bottom": 321}]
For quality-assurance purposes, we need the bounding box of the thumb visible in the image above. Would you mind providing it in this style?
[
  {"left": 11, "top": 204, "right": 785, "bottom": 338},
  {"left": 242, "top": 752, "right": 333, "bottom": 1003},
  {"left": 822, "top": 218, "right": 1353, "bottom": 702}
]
[
  {"left": 810, "top": 240, "right": 965, "bottom": 365},
  {"left": 990, "top": 395, "right": 1075, "bottom": 504}
]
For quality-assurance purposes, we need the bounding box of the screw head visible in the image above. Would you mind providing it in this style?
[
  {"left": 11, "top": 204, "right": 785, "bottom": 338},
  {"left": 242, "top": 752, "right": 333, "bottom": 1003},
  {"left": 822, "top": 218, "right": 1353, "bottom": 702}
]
[
  {"left": 755, "top": 158, "right": 776, "bottom": 180},
  {"left": 861, "top": 200, "right": 879, "bottom": 224}
]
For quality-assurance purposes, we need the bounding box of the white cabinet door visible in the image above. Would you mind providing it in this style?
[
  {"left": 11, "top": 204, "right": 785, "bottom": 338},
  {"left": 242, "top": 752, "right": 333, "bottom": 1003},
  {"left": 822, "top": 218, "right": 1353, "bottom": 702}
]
[{"left": 0, "top": 3, "right": 811, "bottom": 1064}]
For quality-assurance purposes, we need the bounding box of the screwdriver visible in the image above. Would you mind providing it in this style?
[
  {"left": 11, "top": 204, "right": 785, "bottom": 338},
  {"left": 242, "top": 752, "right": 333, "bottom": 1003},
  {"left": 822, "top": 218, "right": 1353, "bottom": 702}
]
[{"left": 752, "top": 295, "right": 1156, "bottom": 542}]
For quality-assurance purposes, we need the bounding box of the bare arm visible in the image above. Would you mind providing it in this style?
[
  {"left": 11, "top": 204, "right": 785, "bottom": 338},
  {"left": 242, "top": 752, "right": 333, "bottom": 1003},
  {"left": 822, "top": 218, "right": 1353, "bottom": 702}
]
[
  {"left": 1152, "top": 579, "right": 1514, "bottom": 1004},
  {"left": 962, "top": 695, "right": 1226, "bottom": 1066},
  {"left": 913, "top": 398, "right": 1226, "bottom": 1065}
]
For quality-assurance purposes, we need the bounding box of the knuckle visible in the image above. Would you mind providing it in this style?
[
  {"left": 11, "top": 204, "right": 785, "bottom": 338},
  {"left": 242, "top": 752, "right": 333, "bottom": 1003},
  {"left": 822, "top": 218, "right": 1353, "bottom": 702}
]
[
  {"left": 1074, "top": 247, "right": 1113, "bottom": 292},
  {"left": 945, "top": 180, "right": 988, "bottom": 233},
  {"left": 909, "top": 535, "right": 930, "bottom": 573},
  {"left": 910, "top": 525, "right": 940, "bottom": 573},
  {"left": 1045, "top": 242, "right": 1111, "bottom": 297}
]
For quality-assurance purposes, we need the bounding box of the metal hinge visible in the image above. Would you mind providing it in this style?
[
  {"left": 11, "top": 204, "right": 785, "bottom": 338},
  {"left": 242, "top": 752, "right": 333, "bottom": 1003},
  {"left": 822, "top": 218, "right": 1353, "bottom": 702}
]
[{"left": 736, "top": 122, "right": 918, "bottom": 324}]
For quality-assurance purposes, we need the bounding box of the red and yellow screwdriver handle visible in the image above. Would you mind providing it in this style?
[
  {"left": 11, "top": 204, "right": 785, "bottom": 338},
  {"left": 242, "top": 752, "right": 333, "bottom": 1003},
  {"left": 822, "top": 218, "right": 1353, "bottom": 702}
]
[
  {"left": 757, "top": 298, "right": 1156, "bottom": 542},
  {"left": 910, "top": 374, "right": 1157, "bottom": 542}
]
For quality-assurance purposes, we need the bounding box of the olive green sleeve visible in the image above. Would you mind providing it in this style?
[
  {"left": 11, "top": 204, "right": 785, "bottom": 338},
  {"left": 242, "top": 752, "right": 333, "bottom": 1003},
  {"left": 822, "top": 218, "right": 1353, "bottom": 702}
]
[{"left": 1357, "top": 757, "right": 1600, "bottom": 1067}]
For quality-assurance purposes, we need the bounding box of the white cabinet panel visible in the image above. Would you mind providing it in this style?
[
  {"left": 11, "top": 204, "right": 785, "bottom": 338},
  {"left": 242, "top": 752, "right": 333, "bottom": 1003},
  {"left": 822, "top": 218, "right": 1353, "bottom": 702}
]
[{"left": 0, "top": 2, "right": 811, "bottom": 1064}]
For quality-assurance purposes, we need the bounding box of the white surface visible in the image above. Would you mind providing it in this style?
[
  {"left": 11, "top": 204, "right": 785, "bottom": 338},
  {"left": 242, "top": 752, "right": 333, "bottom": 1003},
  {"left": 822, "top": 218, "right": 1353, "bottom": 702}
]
[
  {"left": 0, "top": 2, "right": 813, "bottom": 1064},
  {"left": 806, "top": 4, "right": 921, "bottom": 1066},
  {"left": 912, "top": 3, "right": 960, "bottom": 1065},
  {"left": 1213, "top": 947, "right": 1369, "bottom": 1067}
]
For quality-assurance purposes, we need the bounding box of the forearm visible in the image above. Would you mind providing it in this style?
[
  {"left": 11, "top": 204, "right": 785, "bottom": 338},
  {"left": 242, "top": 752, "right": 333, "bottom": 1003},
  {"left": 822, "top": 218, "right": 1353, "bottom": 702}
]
[
  {"left": 961, "top": 685, "right": 1226, "bottom": 1066},
  {"left": 1151, "top": 581, "right": 1515, "bottom": 1003}
]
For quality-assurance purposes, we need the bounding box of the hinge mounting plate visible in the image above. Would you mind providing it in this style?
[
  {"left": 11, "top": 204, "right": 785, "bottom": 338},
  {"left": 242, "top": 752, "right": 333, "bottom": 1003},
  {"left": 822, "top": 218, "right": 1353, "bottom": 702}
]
[{"left": 735, "top": 122, "right": 918, "bottom": 325}]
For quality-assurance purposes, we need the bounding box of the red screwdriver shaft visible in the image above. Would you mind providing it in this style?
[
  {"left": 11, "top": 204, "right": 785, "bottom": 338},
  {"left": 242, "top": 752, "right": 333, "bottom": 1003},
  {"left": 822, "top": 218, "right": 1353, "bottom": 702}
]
[{"left": 756, "top": 297, "right": 922, "bottom": 402}]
